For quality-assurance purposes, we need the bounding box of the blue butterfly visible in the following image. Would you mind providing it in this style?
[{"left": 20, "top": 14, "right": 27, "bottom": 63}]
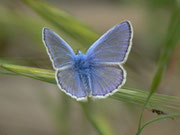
[{"left": 42, "top": 21, "right": 133, "bottom": 101}]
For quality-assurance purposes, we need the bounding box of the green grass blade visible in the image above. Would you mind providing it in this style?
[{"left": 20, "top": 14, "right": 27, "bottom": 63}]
[
  {"left": 0, "top": 64, "right": 55, "bottom": 84},
  {"left": 22, "top": 0, "right": 99, "bottom": 46},
  {"left": 150, "top": 6, "right": 180, "bottom": 93},
  {"left": 112, "top": 88, "right": 180, "bottom": 112},
  {"left": 1, "top": 63, "right": 180, "bottom": 111}
]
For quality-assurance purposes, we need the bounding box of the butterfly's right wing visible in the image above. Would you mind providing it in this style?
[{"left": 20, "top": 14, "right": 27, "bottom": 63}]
[
  {"left": 43, "top": 28, "right": 75, "bottom": 69},
  {"left": 86, "top": 21, "right": 133, "bottom": 64},
  {"left": 85, "top": 21, "right": 133, "bottom": 98}
]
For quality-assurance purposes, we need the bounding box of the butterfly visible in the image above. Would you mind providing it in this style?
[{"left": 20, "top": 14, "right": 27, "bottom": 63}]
[{"left": 42, "top": 21, "right": 133, "bottom": 101}]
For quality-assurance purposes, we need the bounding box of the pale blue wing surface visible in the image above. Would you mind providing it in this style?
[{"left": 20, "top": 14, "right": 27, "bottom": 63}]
[
  {"left": 89, "top": 64, "right": 126, "bottom": 97},
  {"left": 56, "top": 67, "right": 87, "bottom": 100},
  {"left": 86, "top": 21, "right": 133, "bottom": 64},
  {"left": 43, "top": 28, "right": 75, "bottom": 69}
]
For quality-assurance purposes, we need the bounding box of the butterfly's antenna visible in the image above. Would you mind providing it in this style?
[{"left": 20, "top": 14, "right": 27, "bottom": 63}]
[{"left": 82, "top": 46, "right": 90, "bottom": 53}]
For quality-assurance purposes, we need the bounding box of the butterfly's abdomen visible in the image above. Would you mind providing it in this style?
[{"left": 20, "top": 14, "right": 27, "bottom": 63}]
[{"left": 73, "top": 54, "right": 93, "bottom": 95}]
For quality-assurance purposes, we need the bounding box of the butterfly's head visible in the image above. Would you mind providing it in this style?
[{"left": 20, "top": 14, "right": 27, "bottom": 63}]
[{"left": 76, "top": 50, "right": 82, "bottom": 55}]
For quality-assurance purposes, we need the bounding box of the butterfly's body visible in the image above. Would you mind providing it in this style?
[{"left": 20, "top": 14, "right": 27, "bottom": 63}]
[
  {"left": 73, "top": 52, "right": 92, "bottom": 95},
  {"left": 42, "top": 21, "right": 133, "bottom": 101}
]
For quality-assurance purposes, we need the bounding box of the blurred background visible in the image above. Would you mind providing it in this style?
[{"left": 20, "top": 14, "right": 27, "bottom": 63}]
[{"left": 0, "top": 0, "right": 180, "bottom": 135}]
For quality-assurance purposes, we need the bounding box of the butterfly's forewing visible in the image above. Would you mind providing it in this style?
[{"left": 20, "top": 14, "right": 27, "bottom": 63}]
[
  {"left": 56, "top": 67, "right": 87, "bottom": 100},
  {"left": 43, "top": 28, "right": 75, "bottom": 69},
  {"left": 90, "top": 64, "right": 126, "bottom": 97},
  {"left": 86, "top": 21, "right": 133, "bottom": 64}
]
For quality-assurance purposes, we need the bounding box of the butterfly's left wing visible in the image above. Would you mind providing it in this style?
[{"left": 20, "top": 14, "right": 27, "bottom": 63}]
[
  {"left": 86, "top": 21, "right": 133, "bottom": 64},
  {"left": 43, "top": 28, "right": 75, "bottom": 69},
  {"left": 43, "top": 28, "right": 88, "bottom": 100},
  {"left": 56, "top": 67, "right": 87, "bottom": 101}
]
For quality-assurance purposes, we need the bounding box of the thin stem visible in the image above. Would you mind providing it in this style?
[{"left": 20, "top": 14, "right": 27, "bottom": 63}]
[
  {"left": 137, "top": 93, "right": 152, "bottom": 131},
  {"left": 137, "top": 113, "right": 180, "bottom": 134},
  {"left": 80, "top": 103, "right": 105, "bottom": 135}
]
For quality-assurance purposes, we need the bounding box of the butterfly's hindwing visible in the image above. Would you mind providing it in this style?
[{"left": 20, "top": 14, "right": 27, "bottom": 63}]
[
  {"left": 56, "top": 67, "right": 88, "bottom": 100},
  {"left": 89, "top": 64, "right": 126, "bottom": 97}
]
